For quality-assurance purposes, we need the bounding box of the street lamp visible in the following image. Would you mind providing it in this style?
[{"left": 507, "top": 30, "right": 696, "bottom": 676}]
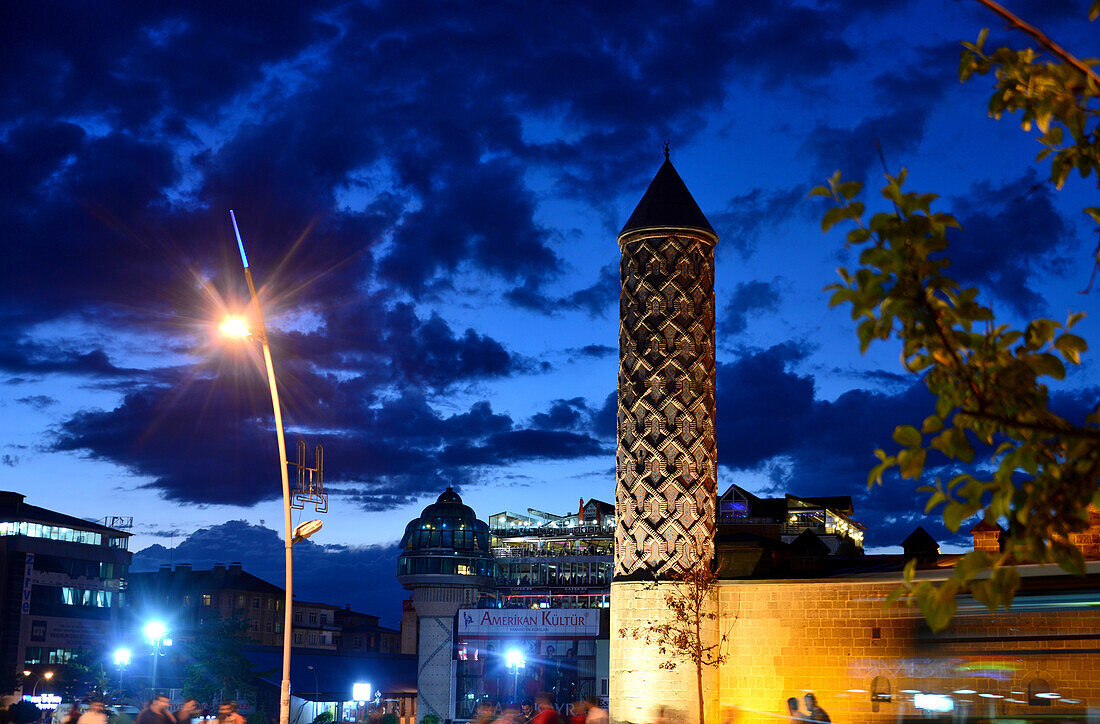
[
  {"left": 222, "top": 209, "right": 311, "bottom": 724},
  {"left": 24, "top": 670, "right": 55, "bottom": 696},
  {"left": 114, "top": 648, "right": 131, "bottom": 697},
  {"left": 144, "top": 621, "right": 171, "bottom": 693},
  {"left": 505, "top": 648, "right": 525, "bottom": 699}
]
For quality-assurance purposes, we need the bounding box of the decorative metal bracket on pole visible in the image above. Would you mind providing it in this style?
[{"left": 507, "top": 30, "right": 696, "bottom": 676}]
[{"left": 290, "top": 441, "right": 327, "bottom": 513}]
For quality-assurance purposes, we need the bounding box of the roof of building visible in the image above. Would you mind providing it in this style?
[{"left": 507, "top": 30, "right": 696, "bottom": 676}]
[
  {"left": 0, "top": 490, "right": 131, "bottom": 537},
  {"left": 127, "top": 564, "right": 285, "bottom": 595},
  {"left": 971, "top": 519, "right": 1004, "bottom": 533},
  {"left": 618, "top": 155, "right": 716, "bottom": 241},
  {"left": 902, "top": 526, "right": 940, "bottom": 551}
]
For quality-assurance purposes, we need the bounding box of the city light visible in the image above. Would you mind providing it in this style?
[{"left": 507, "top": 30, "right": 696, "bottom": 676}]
[
  {"left": 114, "top": 648, "right": 131, "bottom": 666},
  {"left": 144, "top": 621, "right": 167, "bottom": 642},
  {"left": 220, "top": 316, "right": 251, "bottom": 337},
  {"left": 505, "top": 648, "right": 525, "bottom": 669},
  {"left": 352, "top": 683, "right": 371, "bottom": 702},
  {"left": 913, "top": 694, "right": 953, "bottom": 713}
]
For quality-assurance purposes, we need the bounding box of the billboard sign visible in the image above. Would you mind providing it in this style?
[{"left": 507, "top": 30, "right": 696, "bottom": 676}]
[{"left": 457, "top": 608, "right": 599, "bottom": 638}]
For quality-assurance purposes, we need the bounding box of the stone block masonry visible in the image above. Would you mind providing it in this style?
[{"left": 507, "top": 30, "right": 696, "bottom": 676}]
[{"left": 714, "top": 576, "right": 1100, "bottom": 722}]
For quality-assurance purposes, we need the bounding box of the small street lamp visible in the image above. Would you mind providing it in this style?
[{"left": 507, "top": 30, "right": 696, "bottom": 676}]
[
  {"left": 114, "top": 648, "right": 131, "bottom": 697},
  {"left": 23, "top": 670, "right": 55, "bottom": 696},
  {"left": 505, "top": 648, "right": 525, "bottom": 699},
  {"left": 144, "top": 621, "right": 171, "bottom": 693}
]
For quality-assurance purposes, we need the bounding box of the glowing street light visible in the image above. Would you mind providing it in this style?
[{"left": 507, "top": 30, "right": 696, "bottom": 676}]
[
  {"left": 220, "top": 316, "right": 251, "bottom": 338},
  {"left": 505, "top": 648, "right": 525, "bottom": 698},
  {"left": 145, "top": 621, "right": 171, "bottom": 693},
  {"left": 114, "top": 648, "right": 131, "bottom": 695},
  {"left": 25, "top": 670, "right": 54, "bottom": 695},
  {"left": 222, "top": 209, "right": 301, "bottom": 724}
]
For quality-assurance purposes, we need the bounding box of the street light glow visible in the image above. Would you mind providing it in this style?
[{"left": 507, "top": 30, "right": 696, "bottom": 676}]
[
  {"left": 505, "top": 648, "right": 525, "bottom": 669},
  {"left": 220, "top": 316, "right": 251, "bottom": 337},
  {"left": 44, "top": 672, "right": 54, "bottom": 680},
  {"left": 144, "top": 621, "right": 167, "bottom": 641},
  {"left": 114, "top": 649, "right": 132, "bottom": 666}
]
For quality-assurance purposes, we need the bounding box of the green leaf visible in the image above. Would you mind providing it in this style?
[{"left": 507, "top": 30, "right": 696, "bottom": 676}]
[
  {"left": 893, "top": 425, "right": 922, "bottom": 447},
  {"left": 898, "top": 447, "right": 927, "bottom": 479},
  {"left": 921, "top": 415, "right": 943, "bottom": 434}
]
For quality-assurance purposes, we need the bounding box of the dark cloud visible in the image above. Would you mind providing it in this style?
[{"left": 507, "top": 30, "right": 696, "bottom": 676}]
[
  {"left": 530, "top": 397, "right": 594, "bottom": 431},
  {"left": 130, "top": 520, "right": 405, "bottom": 626},
  {"left": 1, "top": 455, "right": 18, "bottom": 467},
  {"left": 947, "top": 170, "right": 1074, "bottom": 317},
  {"left": 568, "top": 345, "right": 616, "bottom": 361},
  {"left": 507, "top": 264, "right": 620, "bottom": 318},
  {"left": 715, "top": 343, "right": 949, "bottom": 546},
  {"left": 800, "top": 44, "right": 958, "bottom": 183},
  {"left": 711, "top": 188, "right": 805, "bottom": 259},
  {"left": 15, "top": 394, "right": 58, "bottom": 410},
  {"left": 51, "top": 363, "right": 602, "bottom": 510},
  {"left": 719, "top": 280, "right": 781, "bottom": 336}
]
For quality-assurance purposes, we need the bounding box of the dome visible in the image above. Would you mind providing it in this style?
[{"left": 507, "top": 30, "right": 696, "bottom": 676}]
[{"left": 396, "top": 487, "right": 495, "bottom": 584}]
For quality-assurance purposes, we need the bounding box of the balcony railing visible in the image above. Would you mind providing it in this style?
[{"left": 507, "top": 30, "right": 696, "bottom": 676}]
[{"left": 491, "top": 524, "right": 614, "bottom": 538}]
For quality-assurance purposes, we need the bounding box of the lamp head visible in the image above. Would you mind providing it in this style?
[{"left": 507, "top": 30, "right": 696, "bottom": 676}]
[
  {"left": 144, "top": 621, "right": 167, "bottom": 641},
  {"left": 114, "top": 648, "right": 132, "bottom": 666},
  {"left": 293, "top": 519, "right": 323, "bottom": 544},
  {"left": 220, "top": 316, "right": 251, "bottom": 338},
  {"left": 43, "top": 672, "right": 54, "bottom": 680}
]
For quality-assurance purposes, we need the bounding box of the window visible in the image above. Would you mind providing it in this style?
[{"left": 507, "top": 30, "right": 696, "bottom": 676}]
[
  {"left": 353, "top": 637, "right": 362, "bottom": 648},
  {"left": 267, "top": 598, "right": 276, "bottom": 610},
  {"left": 252, "top": 597, "right": 260, "bottom": 608},
  {"left": 294, "top": 612, "right": 303, "bottom": 623},
  {"left": 202, "top": 594, "right": 212, "bottom": 606},
  {"left": 319, "top": 614, "right": 327, "bottom": 624},
  {"left": 183, "top": 595, "right": 191, "bottom": 606},
  {"left": 266, "top": 622, "right": 273, "bottom": 633},
  {"left": 308, "top": 612, "right": 317, "bottom": 624},
  {"left": 238, "top": 594, "right": 246, "bottom": 608},
  {"left": 309, "top": 635, "right": 317, "bottom": 645},
  {"left": 294, "top": 634, "right": 302, "bottom": 644},
  {"left": 275, "top": 623, "right": 282, "bottom": 634}
]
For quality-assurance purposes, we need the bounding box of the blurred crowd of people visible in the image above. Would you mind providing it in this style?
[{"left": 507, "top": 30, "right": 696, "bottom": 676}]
[
  {"left": 469, "top": 693, "right": 607, "bottom": 724},
  {"left": 0, "top": 696, "right": 248, "bottom": 724}
]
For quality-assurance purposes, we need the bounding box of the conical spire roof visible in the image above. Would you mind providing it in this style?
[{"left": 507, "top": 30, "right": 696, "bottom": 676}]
[{"left": 618, "top": 154, "right": 716, "bottom": 242}]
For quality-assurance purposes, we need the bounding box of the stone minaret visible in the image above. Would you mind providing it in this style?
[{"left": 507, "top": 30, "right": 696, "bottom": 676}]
[{"left": 610, "top": 151, "right": 718, "bottom": 724}]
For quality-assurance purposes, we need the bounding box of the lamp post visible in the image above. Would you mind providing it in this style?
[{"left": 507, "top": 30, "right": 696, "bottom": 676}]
[
  {"left": 24, "top": 670, "right": 55, "bottom": 696},
  {"left": 505, "top": 649, "right": 525, "bottom": 700},
  {"left": 223, "top": 210, "right": 323, "bottom": 724},
  {"left": 144, "top": 621, "right": 170, "bottom": 694},
  {"left": 114, "top": 648, "right": 131, "bottom": 697}
]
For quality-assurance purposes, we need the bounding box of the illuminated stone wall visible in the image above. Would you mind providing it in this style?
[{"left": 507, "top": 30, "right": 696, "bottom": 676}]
[
  {"left": 615, "top": 229, "right": 717, "bottom": 578},
  {"left": 610, "top": 581, "right": 719, "bottom": 724},
  {"left": 714, "top": 576, "right": 1100, "bottom": 722}
]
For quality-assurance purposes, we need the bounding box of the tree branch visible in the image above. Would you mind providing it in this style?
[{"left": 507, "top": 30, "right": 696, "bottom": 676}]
[
  {"left": 955, "top": 409, "right": 1100, "bottom": 441},
  {"left": 974, "top": 0, "right": 1100, "bottom": 86}
]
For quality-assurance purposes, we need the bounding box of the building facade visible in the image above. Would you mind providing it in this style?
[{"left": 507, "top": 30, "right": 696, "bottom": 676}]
[{"left": 0, "top": 491, "right": 132, "bottom": 694}]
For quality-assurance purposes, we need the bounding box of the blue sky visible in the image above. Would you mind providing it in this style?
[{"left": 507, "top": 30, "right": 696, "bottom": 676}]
[{"left": 2, "top": 0, "right": 1097, "bottom": 624}]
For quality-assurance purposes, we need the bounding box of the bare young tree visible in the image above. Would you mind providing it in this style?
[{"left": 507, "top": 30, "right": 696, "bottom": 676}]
[{"left": 618, "top": 556, "right": 729, "bottom": 724}]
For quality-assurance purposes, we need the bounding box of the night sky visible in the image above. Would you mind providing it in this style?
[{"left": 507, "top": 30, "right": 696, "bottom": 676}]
[{"left": 3, "top": 0, "right": 1098, "bottom": 625}]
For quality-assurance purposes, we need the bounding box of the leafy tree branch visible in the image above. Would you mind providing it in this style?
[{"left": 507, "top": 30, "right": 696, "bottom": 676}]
[{"left": 813, "top": 2, "right": 1100, "bottom": 632}]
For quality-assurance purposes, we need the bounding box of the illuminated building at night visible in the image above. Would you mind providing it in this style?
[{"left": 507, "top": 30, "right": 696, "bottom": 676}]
[{"left": 0, "top": 491, "right": 132, "bottom": 695}]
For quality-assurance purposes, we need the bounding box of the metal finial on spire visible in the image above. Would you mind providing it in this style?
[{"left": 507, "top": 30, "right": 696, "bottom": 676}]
[{"left": 663, "top": 140, "right": 670, "bottom": 160}]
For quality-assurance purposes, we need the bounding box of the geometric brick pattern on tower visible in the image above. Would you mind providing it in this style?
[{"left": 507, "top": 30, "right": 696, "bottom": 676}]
[{"left": 616, "top": 230, "right": 717, "bottom": 578}]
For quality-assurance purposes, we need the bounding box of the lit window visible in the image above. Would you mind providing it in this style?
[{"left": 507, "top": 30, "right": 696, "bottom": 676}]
[{"left": 202, "top": 594, "right": 212, "bottom": 606}]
